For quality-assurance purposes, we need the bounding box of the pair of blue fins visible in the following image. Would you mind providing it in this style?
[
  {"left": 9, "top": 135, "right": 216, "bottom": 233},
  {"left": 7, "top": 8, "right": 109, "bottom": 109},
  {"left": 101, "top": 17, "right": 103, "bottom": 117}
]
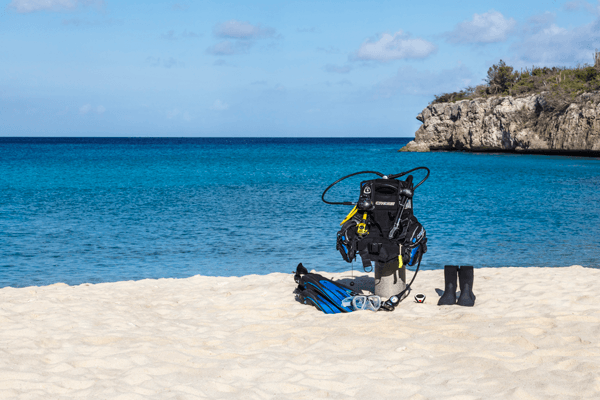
[{"left": 294, "top": 263, "right": 394, "bottom": 313}]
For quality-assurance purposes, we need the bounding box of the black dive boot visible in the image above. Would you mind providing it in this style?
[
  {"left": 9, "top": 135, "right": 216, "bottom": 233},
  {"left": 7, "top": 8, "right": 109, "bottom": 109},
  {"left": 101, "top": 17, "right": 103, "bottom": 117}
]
[
  {"left": 437, "top": 265, "right": 458, "bottom": 305},
  {"left": 457, "top": 266, "right": 476, "bottom": 307}
]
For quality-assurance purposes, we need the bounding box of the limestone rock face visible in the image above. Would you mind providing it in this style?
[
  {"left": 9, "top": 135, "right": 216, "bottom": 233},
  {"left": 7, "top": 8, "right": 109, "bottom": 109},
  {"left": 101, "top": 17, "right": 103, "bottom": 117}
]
[{"left": 401, "top": 94, "right": 600, "bottom": 154}]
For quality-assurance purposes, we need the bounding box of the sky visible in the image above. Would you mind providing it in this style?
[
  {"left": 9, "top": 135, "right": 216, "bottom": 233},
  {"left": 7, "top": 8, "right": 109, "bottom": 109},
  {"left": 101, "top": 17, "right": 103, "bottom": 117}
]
[{"left": 2, "top": 0, "right": 600, "bottom": 137}]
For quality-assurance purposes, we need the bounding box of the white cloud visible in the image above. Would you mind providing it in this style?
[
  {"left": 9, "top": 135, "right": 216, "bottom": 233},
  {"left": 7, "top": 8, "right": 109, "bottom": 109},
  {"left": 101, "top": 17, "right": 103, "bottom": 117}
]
[
  {"left": 527, "top": 11, "right": 556, "bottom": 28},
  {"left": 79, "top": 104, "right": 92, "bottom": 114},
  {"left": 210, "top": 100, "right": 229, "bottom": 111},
  {"left": 512, "top": 18, "right": 600, "bottom": 65},
  {"left": 206, "top": 40, "right": 251, "bottom": 56},
  {"left": 354, "top": 30, "right": 436, "bottom": 62},
  {"left": 9, "top": 0, "right": 103, "bottom": 13},
  {"left": 563, "top": 0, "right": 598, "bottom": 13},
  {"left": 445, "top": 10, "right": 516, "bottom": 44},
  {"left": 207, "top": 41, "right": 236, "bottom": 55},
  {"left": 214, "top": 20, "right": 276, "bottom": 39},
  {"left": 208, "top": 20, "right": 277, "bottom": 56},
  {"left": 10, "top": 0, "right": 76, "bottom": 12},
  {"left": 96, "top": 105, "right": 105, "bottom": 114},
  {"left": 542, "top": 24, "right": 569, "bottom": 36}
]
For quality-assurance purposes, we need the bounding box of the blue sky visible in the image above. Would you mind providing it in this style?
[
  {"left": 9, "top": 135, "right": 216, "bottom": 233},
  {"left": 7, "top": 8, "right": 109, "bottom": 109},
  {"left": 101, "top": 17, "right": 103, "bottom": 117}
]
[{"left": 2, "top": 0, "right": 600, "bottom": 137}]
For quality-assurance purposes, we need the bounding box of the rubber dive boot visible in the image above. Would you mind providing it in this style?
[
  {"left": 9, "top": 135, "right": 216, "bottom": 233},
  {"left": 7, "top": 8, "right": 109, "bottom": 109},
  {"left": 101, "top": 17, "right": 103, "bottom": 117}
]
[
  {"left": 437, "top": 265, "right": 458, "bottom": 305},
  {"left": 457, "top": 266, "right": 476, "bottom": 307}
]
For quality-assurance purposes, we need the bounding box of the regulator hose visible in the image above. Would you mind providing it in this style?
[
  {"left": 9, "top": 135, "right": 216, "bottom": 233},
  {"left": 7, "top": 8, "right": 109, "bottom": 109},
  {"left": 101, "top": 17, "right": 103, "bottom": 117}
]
[{"left": 321, "top": 167, "right": 430, "bottom": 205}]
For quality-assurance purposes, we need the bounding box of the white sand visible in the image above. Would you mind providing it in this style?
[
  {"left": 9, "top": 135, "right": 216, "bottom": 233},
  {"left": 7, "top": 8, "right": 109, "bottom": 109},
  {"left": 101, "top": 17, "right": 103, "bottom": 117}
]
[{"left": 1, "top": 266, "right": 600, "bottom": 399}]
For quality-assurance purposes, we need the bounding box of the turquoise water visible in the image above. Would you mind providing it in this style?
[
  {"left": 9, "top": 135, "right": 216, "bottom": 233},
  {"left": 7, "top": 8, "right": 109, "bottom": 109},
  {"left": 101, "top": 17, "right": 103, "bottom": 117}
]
[{"left": 1, "top": 137, "right": 599, "bottom": 288}]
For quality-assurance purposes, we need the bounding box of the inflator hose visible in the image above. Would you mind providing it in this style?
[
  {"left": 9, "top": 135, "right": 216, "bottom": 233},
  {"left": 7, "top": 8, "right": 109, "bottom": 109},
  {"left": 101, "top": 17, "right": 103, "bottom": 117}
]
[
  {"left": 388, "top": 166, "right": 430, "bottom": 190},
  {"left": 321, "top": 171, "right": 385, "bottom": 205},
  {"left": 321, "top": 167, "right": 430, "bottom": 205}
]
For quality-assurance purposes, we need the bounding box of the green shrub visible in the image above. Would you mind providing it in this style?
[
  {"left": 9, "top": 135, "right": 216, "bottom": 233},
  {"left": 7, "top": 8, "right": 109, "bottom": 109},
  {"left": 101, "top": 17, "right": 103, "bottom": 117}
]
[
  {"left": 431, "top": 54, "right": 600, "bottom": 107},
  {"left": 431, "top": 87, "right": 475, "bottom": 104},
  {"left": 486, "top": 60, "right": 518, "bottom": 95}
]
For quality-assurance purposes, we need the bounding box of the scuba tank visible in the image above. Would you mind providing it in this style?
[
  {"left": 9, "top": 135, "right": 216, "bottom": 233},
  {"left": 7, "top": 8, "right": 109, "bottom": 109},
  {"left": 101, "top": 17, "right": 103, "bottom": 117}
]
[{"left": 322, "top": 167, "right": 430, "bottom": 310}]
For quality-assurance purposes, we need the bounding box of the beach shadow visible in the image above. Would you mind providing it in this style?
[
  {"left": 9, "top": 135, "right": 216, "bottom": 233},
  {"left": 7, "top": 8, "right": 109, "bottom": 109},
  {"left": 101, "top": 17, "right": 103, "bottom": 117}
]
[
  {"left": 435, "top": 288, "right": 461, "bottom": 300},
  {"left": 337, "top": 274, "right": 374, "bottom": 294}
]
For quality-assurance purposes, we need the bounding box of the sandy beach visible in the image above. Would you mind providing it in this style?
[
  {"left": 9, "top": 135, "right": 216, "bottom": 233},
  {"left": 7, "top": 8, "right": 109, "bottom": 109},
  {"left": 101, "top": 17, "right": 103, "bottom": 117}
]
[{"left": 1, "top": 266, "right": 600, "bottom": 399}]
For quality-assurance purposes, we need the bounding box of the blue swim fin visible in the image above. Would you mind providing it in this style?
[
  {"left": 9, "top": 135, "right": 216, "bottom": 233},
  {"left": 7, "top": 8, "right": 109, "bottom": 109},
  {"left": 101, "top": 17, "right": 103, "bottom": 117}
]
[
  {"left": 294, "top": 263, "right": 358, "bottom": 314},
  {"left": 297, "top": 286, "right": 344, "bottom": 314}
]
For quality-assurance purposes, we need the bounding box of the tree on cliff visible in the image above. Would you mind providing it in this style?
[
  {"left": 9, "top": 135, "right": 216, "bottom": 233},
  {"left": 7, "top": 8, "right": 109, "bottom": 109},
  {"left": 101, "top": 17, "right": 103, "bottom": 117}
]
[{"left": 485, "top": 60, "right": 518, "bottom": 95}]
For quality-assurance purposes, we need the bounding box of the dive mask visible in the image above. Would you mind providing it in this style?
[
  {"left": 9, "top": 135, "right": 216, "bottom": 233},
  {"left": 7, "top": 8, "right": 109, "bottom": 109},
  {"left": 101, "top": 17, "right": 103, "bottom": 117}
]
[{"left": 342, "top": 295, "right": 382, "bottom": 311}]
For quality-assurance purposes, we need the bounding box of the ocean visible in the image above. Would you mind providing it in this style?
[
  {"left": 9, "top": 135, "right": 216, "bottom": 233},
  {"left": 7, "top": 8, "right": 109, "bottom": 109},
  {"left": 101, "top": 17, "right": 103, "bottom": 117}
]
[{"left": 1, "top": 137, "right": 599, "bottom": 288}]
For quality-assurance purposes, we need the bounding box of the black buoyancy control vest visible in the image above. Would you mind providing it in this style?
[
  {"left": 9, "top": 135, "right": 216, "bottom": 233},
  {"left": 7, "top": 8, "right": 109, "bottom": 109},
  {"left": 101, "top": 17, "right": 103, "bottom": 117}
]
[{"left": 336, "top": 176, "right": 427, "bottom": 269}]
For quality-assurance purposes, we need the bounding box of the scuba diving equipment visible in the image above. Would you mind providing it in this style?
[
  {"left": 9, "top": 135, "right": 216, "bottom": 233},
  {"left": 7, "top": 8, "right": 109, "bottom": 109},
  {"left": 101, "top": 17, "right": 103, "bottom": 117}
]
[
  {"left": 374, "top": 258, "right": 405, "bottom": 298},
  {"left": 414, "top": 293, "right": 426, "bottom": 303},
  {"left": 379, "top": 243, "right": 425, "bottom": 311},
  {"left": 437, "top": 265, "right": 476, "bottom": 307},
  {"left": 324, "top": 168, "right": 429, "bottom": 268},
  {"left": 457, "top": 266, "right": 476, "bottom": 307},
  {"left": 438, "top": 265, "right": 458, "bottom": 305},
  {"left": 323, "top": 167, "right": 430, "bottom": 311},
  {"left": 294, "top": 263, "right": 359, "bottom": 314},
  {"left": 297, "top": 285, "right": 344, "bottom": 314},
  {"left": 342, "top": 295, "right": 382, "bottom": 311}
]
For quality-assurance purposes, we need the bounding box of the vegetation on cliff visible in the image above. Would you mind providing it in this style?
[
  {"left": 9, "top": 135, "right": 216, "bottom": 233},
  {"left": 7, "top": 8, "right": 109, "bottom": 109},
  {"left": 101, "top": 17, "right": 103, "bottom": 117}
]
[{"left": 433, "top": 52, "right": 600, "bottom": 112}]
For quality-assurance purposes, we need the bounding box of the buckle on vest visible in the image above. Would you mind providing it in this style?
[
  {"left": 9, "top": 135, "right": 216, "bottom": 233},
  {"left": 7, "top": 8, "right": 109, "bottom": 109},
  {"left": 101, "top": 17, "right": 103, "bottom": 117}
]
[{"left": 368, "top": 242, "right": 382, "bottom": 254}]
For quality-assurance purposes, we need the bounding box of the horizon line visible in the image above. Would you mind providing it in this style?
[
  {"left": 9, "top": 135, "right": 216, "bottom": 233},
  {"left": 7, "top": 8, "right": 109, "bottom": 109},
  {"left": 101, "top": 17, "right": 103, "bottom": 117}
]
[{"left": 0, "top": 136, "right": 416, "bottom": 139}]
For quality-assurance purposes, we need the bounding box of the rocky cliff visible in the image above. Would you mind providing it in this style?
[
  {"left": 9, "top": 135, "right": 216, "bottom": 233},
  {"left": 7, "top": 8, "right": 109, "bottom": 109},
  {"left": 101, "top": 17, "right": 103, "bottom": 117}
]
[{"left": 400, "top": 93, "right": 600, "bottom": 155}]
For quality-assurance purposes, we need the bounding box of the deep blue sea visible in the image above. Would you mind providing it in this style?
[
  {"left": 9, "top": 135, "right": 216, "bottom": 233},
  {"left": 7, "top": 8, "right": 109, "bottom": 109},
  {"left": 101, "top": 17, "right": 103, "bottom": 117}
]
[{"left": 1, "top": 137, "right": 599, "bottom": 288}]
